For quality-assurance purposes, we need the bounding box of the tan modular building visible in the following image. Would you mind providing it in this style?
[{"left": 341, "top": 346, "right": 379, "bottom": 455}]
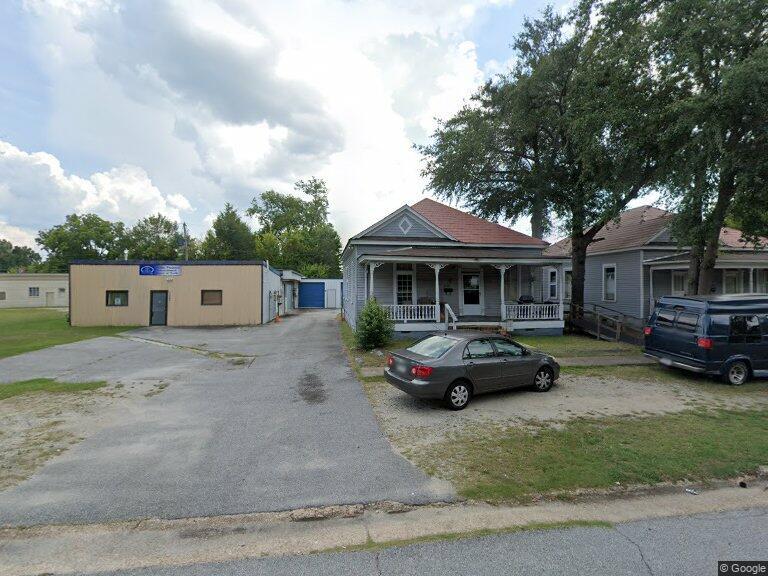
[
  {"left": 70, "top": 261, "right": 268, "bottom": 327},
  {"left": 0, "top": 273, "right": 69, "bottom": 308}
]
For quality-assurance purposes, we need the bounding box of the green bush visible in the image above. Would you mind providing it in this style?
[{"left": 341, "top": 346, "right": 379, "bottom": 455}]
[{"left": 355, "top": 299, "right": 393, "bottom": 350}]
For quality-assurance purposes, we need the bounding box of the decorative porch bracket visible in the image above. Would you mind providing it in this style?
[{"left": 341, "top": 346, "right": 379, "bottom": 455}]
[
  {"left": 368, "top": 261, "right": 384, "bottom": 299},
  {"left": 493, "top": 265, "right": 510, "bottom": 321},
  {"left": 427, "top": 263, "right": 447, "bottom": 321}
]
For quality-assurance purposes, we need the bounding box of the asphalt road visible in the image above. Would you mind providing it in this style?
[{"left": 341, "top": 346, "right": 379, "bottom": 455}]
[
  {"left": 0, "top": 310, "right": 451, "bottom": 526},
  {"left": 83, "top": 508, "right": 768, "bottom": 576}
]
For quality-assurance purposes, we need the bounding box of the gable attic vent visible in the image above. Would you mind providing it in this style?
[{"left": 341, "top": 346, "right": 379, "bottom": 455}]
[{"left": 398, "top": 216, "right": 413, "bottom": 235}]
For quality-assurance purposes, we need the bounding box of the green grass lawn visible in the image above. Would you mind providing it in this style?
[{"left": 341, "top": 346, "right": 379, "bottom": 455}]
[
  {"left": 0, "top": 378, "right": 107, "bottom": 400},
  {"left": 0, "top": 308, "right": 133, "bottom": 359},
  {"left": 514, "top": 334, "right": 640, "bottom": 358},
  {"left": 412, "top": 409, "right": 768, "bottom": 503},
  {"left": 339, "top": 318, "right": 418, "bottom": 370}
]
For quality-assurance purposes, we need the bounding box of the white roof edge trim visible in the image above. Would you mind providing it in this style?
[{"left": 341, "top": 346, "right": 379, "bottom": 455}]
[{"left": 349, "top": 205, "right": 456, "bottom": 241}]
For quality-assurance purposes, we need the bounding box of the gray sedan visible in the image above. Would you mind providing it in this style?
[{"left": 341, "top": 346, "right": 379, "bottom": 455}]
[{"left": 384, "top": 331, "right": 559, "bottom": 410}]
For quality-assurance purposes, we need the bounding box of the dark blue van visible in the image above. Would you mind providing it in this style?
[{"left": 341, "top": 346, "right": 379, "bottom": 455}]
[{"left": 644, "top": 295, "right": 768, "bottom": 385}]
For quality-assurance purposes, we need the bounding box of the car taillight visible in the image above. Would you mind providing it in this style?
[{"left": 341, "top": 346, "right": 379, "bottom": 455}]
[
  {"left": 643, "top": 326, "right": 652, "bottom": 336},
  {"left": 697, "top": 337, "right": 713, "bottom": 349},
  {"left": 410, "top": 365, "right": 433, "bottom": 378},
  {"left": 387, "top": 355, "right": 394, "bottom": 366}
]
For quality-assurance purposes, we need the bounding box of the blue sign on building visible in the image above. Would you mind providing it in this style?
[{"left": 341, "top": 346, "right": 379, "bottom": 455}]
[{"left": 139, "top": 264, "right": 182, "bottom": 276}]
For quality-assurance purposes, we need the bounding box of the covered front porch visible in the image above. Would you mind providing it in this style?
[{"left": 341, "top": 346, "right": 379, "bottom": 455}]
[
  {"left": 361, "top": 255, "right": 567, "bottom": 334},
  {"left": 645, "top": 252, "right": 768, "bottom": 318}
]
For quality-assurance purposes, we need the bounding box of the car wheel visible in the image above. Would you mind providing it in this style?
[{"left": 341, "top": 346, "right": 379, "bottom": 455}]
[
  {"left": 724, "top": 361, "right": 750, "bottom": 386},
  {"left": 533, "top": 367, "right": 554, "bottom": 392},
  {"left": 444, "top": 381, "right": 472, "bottom": 410}
]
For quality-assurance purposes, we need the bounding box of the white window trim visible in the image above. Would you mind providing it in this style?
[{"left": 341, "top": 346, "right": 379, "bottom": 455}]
[
  {"left": 545, "top": 268, "right": 558, "bottom": 301},
  {"left": 392, "top": 263, "right": 417, "bottom": 305},
  {"left": 671, "top": 270, "right": 687, "bottom": 297},
  {"left": 602, "top": 264, "right": 617, "bottom": 302}
]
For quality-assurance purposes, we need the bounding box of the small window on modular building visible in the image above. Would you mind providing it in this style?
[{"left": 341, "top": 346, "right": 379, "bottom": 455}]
[
  {"left": 58, "top": 287, "right": 66, "bottom": 293},
  {"left": 201, "top": 290, "right": 223, "bottom": 306},
  {"left": 29, "top": 287, "right": 39, "bottom": 297},
  {"left": 106, "top": 291, "right": 129, "bottom": 306},
  {"left": 0, "top": 291, "right": 6, "bottom": 301}
]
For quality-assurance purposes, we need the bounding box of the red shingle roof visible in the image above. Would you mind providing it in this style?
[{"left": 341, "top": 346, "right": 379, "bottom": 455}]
[{"left": 411, "top": 198, "right": 547, "bottom": 246}]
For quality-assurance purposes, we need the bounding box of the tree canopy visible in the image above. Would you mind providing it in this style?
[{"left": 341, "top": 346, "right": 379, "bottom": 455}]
[
  {"left": 0, "top": 239, "right": 41, "bottom": 272},
  {"left": 248, "top": 178, "right": 342, "bottom": 277},
  {"left": 36, "top": 213, "right": 128, "bottom": 272},
  {"left": 199, "top": 203, "right": 257, "bottom": 260}
]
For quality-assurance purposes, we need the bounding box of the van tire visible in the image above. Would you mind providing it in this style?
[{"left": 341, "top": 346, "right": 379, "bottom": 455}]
[{"left": 724, "top": 361, "right": 750, "bottom": 386}]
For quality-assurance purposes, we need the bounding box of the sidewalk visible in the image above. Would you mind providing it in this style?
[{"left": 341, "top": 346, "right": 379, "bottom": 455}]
[{"left": 3, "top": 483, "right": 766, "bottom": 575}]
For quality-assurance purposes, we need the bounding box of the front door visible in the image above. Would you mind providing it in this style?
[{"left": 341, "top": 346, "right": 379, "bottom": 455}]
[
  {"left": 462, "top": 273, "right": 482, "bottom": 316},
  {"left": 150, "top": 291, "right": 168, "bottom": 326},
  {"left": 45, "top": 292, "right": 55, "bottom": 307}
]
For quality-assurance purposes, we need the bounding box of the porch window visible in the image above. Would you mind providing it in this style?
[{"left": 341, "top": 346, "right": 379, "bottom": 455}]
[
  {"left": 602, "top": 265, "right": 616, "bottom": 302},
  {"left": 548, "top": 269, "right": 558, "bottom": 299},
  {"left": 671, "top": 270, "right": 686, "bottom": 296},
  {"left": 564, "top": 271, "right": 572, "bottom": 301},
  {"left": 723, "top": 270, "right": 743, "bottom": 294},
  {"left": 757, "top": 270, "right": 768, "bottom": 293},
  {"left": 395, "top": 264, "right": 415, "bottom": 305}
]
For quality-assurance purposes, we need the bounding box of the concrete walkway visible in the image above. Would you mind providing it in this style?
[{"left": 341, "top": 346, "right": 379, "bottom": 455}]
[{"left": 2, "top": 484, "right": 766, "bottom": 575}]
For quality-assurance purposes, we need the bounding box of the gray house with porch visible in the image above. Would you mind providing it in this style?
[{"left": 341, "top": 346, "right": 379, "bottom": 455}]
[
  {"left": 545, "top": 205, "right": 768, "bottom": 321},
  {"left": 342, "top": 199, "right": 568, "bottom": 335}
]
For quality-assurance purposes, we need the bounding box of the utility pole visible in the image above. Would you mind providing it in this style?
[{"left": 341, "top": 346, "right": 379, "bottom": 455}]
[{"left": 182, "top": 222, "right": 190, "bottom": 260}]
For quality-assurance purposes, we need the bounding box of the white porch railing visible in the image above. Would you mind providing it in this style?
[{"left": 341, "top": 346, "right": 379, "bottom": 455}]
[
  {"left": 384, "top": 304, "right": 437, "bottom": 323},
  {"left": 444, "top": 303, "right": 458, "bottom": 330},
  {"left": 505, "top": 303, "right": 561, "bottom": 321}
]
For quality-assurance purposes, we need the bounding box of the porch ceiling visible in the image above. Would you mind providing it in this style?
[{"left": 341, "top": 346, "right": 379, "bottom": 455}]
[
  {"left": 644, "top": 250, "right": 768, "bottom": 266},
  {"left": 358, "top": 247, "right": 568, "bottom": 265}
]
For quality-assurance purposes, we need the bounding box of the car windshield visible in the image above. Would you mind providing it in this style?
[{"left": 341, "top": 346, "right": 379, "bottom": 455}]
[{"left": 407, "top": 335, "right": 456, "bottom": 359}]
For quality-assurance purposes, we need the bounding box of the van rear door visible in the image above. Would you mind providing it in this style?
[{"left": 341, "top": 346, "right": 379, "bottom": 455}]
[{"left": 671, "top": 310, "right": 703, "bottom": 360}]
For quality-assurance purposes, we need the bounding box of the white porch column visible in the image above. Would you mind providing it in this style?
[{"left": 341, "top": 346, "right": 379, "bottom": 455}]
[
  {"left": 368, "top": 262, "right": 383, "bottom": 300},
  {"left": 494, "top": 265, "right": 510, "bottom": 320},
  {"left": 427, "top": 263, "right": 446, "bottom": 321},
  {"left": 558, "top": 263, "right": 564, "bottom": 320},
  {"left": 749, "top": 267, "right": 754, "bottom": 293}
]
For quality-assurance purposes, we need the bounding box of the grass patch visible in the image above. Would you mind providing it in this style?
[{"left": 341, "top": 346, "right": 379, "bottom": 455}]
[
  {"left": 514, "top": 334, "right": 640, "bottom": 358},
  {"left": 325, "top": 519, "right": 612, "bottom": 555},
  {"left": 0, "top": 378, "right": 107, "bottom": 400},
  {"left": 412, "top": 409, "right": 768, "bottom": 503},
  {"left": 338, "top": 318, "right": 417, "bottom": 371},
  {"left": 0, "top": 308, "right": 134, "bottom": 359}
]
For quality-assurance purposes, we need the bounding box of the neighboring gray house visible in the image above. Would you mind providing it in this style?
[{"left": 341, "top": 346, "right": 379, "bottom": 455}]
[
  {"left": 342, "top": 199, "right": 569, "bottom": 335},
  {"left": 544, "top": 205, "right": 768, "bottom": 320}
]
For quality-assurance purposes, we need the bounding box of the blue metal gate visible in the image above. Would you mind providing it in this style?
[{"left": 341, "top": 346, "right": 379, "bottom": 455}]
[{"left": 299, "top": 282, "right": 325, "bottom": 308}]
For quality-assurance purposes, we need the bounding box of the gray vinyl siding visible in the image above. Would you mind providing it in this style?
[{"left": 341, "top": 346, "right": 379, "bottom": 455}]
[
  {"left": 583, "top": 251, "right": 644, "bottom": 318},
  {"left": 372, "top": 217, "right": 444, "bottom": 238},
  {"left": 262, "top": 266, "right": 283, "bottom": 323}
]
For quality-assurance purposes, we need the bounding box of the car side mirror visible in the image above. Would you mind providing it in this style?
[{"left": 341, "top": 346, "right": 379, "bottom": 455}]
[{"left": 522, "top": 348, "right": 530, "bottom": 356}]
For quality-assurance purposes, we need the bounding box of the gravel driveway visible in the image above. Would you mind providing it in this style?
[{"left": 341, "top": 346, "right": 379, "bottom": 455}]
[{"left": 0, "top": 310, "right": 452, "bottom": 526}]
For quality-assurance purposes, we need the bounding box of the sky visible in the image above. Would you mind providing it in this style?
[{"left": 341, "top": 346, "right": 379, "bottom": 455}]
[{"left": 0, "top": 0, "right": 565, "bottom": 251}]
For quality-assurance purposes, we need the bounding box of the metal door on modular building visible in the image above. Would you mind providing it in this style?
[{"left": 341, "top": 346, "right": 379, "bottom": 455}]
[{"left": 299, "top": 282, "right": 325, "bottom": 308}]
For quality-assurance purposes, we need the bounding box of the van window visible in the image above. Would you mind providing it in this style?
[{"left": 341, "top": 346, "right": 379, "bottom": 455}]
[
  {"left": 675, "top": 312, "right": 699, "bottom": 332},
  {"left": 729, "top": 315, "right": 762, "bottom": 344},
  {"left": 655, "top": 309, "right": 676, "bottom": 327}
]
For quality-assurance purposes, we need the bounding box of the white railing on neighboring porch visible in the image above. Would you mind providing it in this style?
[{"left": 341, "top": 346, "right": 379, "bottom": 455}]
[
  {"left": 384, "top": 304, "right": 437, "bottom": 323},
  {"left": 504, "top": 303, "right": 561, "bottom": 321},
  {"left": 444, "top": 303, "right": 458, "bottom": 330}
]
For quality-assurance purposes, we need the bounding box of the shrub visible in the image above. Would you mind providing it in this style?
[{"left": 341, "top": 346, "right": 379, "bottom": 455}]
[{"left": 355, "top": 299, "right": 393, "bottom": 350}]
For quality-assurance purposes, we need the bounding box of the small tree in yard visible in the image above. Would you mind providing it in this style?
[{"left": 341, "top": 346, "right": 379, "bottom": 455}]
[{"left": 355, "top": 299, "right": 393, "bottom": 350}]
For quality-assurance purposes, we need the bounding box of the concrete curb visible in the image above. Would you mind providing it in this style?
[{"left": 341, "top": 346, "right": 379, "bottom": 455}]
[{"left": 2, "top": 484, "right": 767, "bottom": 575}]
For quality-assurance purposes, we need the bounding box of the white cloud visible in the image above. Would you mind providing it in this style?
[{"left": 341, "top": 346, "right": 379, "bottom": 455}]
[
  {"left": 0, "top": 139, "right": 192, "bottom": 247},
  {"left": 13, "top": 0, "right": 528, "bottom": 244}
]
